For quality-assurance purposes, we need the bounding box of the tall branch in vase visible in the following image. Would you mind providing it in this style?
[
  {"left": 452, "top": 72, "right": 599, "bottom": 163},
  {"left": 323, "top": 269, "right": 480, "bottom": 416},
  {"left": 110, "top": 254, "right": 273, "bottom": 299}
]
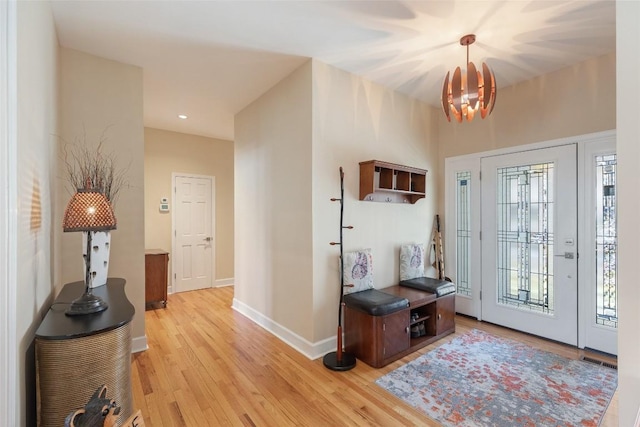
[
  {"left": 323, "top": 167, "right": 356, "bottom": 371},
  {"left": 60, "top": 128, "right": 130, "bottom": 288}
]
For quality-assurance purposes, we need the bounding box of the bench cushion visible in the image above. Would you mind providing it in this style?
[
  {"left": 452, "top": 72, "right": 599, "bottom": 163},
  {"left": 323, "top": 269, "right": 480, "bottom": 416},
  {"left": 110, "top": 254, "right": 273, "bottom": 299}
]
[
  {"left": 343, "top": 289, "right": 409, "bottom": 316},
  {"left": 399, "top": 277, "right": 456, "bottom": 297}
]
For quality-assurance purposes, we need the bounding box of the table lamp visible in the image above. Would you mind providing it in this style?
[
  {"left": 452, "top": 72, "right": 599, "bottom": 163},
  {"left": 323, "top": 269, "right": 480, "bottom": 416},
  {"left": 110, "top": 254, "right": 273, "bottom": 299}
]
[{"left": 62, "top": 189, "right": 117, "bottom": 316}]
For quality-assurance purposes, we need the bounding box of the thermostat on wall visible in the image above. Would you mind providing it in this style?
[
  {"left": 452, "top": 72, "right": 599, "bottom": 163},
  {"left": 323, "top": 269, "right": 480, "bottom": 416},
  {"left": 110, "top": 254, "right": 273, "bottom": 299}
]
[{"left": 159, "top": 197, "right": 170, "bottom": 213}]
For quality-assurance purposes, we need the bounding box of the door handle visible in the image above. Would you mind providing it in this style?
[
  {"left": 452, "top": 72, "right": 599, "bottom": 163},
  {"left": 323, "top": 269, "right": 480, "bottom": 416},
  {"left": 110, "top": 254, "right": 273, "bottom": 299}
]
[
  {"left": 204, "top": 236, "right": 212, "bottom": 242},
  {"left": 554, "top": 252, "right": 574, "bottom": 259}
]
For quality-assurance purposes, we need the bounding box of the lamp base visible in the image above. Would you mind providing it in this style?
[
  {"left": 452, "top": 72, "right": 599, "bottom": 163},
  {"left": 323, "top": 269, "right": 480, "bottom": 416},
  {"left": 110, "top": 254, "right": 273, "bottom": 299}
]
[
  {"left": 65, "top": 292, "right": 109, "bottom": 316},
  {"left": 323, "top": 351, "right": 356, "bottom": 371}
]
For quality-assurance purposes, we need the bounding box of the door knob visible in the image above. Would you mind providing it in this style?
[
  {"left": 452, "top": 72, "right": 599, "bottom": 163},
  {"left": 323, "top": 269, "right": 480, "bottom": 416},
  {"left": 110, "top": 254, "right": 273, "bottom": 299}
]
[{"left": 204, "top": 236, "right": 212, "bottom": 242}]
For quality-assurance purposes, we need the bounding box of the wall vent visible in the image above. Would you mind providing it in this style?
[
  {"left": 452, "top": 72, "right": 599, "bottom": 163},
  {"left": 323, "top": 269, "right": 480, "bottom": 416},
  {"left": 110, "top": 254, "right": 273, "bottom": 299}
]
[{"left": 580, "top": 355, "right": 617, "bottom": 370}]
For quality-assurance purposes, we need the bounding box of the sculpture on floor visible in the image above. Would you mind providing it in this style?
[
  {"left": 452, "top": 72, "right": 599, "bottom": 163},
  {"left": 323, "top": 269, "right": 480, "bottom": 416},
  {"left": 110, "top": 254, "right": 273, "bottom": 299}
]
[{"left": 64, "top": 385, "right": 120, "bottom": 427}]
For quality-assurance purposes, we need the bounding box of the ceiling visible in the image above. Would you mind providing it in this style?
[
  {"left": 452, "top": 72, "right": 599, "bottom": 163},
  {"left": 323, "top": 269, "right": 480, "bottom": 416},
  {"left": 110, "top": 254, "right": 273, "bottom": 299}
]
[{"left": 51, "top": 1, "right": 616, "bottom": 141}]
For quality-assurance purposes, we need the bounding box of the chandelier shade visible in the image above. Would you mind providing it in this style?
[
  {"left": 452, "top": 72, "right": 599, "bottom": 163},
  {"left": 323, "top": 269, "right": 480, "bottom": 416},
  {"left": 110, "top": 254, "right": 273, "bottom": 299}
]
[{"left": 442, "top": 34, "right": 497, "bottom": 123}]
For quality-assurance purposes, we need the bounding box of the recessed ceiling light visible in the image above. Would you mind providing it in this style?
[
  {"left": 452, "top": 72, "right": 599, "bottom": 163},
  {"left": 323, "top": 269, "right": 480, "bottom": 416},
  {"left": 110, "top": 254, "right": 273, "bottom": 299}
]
[{"left": 178, "top": 114, "right": 188, "bottom": 119}]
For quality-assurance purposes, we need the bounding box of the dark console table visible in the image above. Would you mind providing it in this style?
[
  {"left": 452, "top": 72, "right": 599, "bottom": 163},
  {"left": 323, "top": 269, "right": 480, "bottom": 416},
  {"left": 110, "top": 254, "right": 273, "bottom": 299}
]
[{"left": 35, "top": 278, "right": 135, "bottom": 426}]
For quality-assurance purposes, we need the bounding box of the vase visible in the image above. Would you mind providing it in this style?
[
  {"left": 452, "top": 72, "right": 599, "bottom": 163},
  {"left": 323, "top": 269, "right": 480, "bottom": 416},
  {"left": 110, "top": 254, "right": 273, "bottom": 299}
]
[{"left": 82, "top": 230, "right": 111, "bottom": 288}]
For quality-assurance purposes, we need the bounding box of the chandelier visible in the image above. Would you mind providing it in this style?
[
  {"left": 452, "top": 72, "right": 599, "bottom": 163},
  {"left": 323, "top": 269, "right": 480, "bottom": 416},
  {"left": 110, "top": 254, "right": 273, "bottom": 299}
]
[{"left": 441, "top": 34, "right": 497, "bottom": 122}]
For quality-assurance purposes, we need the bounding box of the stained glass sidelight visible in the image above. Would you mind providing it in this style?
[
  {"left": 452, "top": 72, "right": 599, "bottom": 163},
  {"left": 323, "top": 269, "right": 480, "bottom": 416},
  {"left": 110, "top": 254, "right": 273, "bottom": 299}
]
[
  {"left": 496, "top": 163, "right": 554, "bottom": 314},
  {"left": 456, "top": 172, "right": 471, "bottom": 296},
  {"left": 595, "top": 154, "right": 617, "bottom": 328}
]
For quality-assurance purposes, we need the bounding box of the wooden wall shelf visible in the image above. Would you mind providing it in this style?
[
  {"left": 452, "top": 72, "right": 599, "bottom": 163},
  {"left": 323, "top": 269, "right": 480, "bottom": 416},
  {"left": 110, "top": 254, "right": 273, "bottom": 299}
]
[{"left": 359, "top": 160, "right": 427, "bottom": 204}]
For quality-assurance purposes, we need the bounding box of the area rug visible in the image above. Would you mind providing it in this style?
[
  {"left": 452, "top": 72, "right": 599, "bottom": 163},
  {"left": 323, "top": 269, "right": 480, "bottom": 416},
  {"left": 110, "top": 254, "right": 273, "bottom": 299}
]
[{"left": 375, "top": 329, "right": 617, "bottom": 427}]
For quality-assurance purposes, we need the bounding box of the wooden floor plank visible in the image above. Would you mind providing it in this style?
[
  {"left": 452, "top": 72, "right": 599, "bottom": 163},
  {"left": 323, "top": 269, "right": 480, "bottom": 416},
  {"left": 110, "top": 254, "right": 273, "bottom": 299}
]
[{"left": 132, "top": 286, "right": 618, "bottom": 426}]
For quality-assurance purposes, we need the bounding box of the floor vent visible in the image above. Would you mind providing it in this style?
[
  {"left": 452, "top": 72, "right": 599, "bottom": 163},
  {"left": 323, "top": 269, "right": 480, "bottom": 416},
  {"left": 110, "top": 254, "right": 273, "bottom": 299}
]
[{"left": 581, "top": 356, "right": 618, "bottom": 370}]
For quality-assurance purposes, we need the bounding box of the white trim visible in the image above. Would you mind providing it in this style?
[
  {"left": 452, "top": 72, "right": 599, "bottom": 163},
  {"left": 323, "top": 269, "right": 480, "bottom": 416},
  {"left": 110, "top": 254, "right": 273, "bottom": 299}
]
[
  {"left": 0, "top": 1, "right": 17, "bottom": 425},
  {"left": 131, "top": 335, "right": 149, "bottom": 353},
  {"left": 171, "top": 172, "right": 216, "bottom": 292},
  {"left": 167, "top": 277, "right": 232, "bottom": 294},
  {"left": 214, "top": 278, "right": 234, "bottom": 287},
  {"left": 232, "top": 298, "right": 334, "bottom": 360}
]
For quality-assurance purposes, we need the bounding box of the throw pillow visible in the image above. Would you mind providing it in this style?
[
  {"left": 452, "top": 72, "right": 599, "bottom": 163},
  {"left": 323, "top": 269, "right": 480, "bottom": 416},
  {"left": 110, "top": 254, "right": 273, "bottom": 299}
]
[
  {"left": 342, "top": 249, "right": 374, "bottom": 294},
  {"left": 400, "top": 243, "right": 425, "bottom": 281}
]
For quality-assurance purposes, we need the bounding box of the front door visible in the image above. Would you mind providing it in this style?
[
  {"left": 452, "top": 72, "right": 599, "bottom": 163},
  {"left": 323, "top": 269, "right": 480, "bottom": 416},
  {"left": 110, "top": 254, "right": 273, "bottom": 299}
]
[
  {"left": 174, "top": 175, "right": 215, "bottom": 293},
  {"left": 481, "top": 145, "right": 578, "bottom": 345}
]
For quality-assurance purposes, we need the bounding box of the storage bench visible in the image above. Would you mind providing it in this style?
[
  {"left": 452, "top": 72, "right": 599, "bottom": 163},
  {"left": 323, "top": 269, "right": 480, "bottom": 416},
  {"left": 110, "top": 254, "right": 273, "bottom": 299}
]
[{"left": 343, "top": 280, "right": 455, "bottom": 368}]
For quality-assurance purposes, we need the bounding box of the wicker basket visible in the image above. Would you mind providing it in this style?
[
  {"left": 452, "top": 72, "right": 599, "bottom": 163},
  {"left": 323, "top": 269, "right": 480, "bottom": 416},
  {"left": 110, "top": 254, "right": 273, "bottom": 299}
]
[{"left": 36, "top": 322, "right": 132, "bottom": 426}]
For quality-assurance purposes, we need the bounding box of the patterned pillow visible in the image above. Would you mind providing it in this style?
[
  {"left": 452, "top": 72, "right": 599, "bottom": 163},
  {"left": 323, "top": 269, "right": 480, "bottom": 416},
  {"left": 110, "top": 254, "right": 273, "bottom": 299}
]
[
  {"left": 342, "top": 249, "right": 374, "bottom": 294},
  {"left": 400, "top": 243, "right": 425, "bottom": 281}
]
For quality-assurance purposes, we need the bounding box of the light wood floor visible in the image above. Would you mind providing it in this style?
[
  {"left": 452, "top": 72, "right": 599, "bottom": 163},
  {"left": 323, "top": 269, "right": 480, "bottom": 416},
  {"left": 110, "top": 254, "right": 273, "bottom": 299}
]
[{"left": 132, "top": 286, "right": 618, "bottom": 426}]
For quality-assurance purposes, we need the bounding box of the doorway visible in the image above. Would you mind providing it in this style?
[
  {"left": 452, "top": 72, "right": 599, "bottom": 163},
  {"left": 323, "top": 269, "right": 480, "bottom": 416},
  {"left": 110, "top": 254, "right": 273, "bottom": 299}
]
[
  {"left": 172, "top": 174, "right": 216, "bottom": 293},
  {"left": 444, "top": 131, "right": 617, "bottom": 353}
]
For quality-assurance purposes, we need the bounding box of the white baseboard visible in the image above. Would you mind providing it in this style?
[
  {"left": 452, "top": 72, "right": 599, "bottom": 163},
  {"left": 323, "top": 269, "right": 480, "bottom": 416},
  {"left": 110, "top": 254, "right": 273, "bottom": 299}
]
[
  {"left": 215, "top": 278, "right": 234, "bottom": 287},
  {"left": 232, "top": 298, "right": 335, "bottom": 360},
  {"left": 168, "top": 278, "right": 234, "bottom": 294},
  {"left": 131, "top": 335, "right": 148, "bottom": 353}
]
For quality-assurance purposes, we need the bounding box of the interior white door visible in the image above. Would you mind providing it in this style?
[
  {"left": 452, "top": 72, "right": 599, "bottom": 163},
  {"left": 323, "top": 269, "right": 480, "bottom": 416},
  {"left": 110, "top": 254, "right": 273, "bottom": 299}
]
[
  {"left": 581, "top": 139, "right": 617, "bottom": 354},
  {"left": 481, "top": 144, "right": 578, "bottom": 345},
  {"left": 174, "top": 175, "right": 214, "bottom": 293}
]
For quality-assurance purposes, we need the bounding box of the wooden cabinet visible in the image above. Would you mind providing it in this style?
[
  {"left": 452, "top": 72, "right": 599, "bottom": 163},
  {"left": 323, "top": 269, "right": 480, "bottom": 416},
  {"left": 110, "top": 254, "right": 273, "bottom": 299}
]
[
  {"left": 344, "top": 285, "right": 455, "bottom": 368},
  {"left": 359, "top": 160, "right": 427, "bottom": 204},
  {"left": 435, "top": 294, "right": 455, "bottom": 335},
  {"left": 344, "top": 308, "right": 409, "bottom": 368},
  {"left": 145, "top": 249, "right": 169, "bottom": 308}
]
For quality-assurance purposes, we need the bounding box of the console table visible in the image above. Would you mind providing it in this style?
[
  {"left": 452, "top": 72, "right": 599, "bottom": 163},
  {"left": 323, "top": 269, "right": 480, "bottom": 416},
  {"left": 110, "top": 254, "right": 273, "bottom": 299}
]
[
  {"left": 35, "top": 278, "right": 135, "bottom": 427},
  {"left": 344, "top": 284, "right": 455, "bottom": 368}
]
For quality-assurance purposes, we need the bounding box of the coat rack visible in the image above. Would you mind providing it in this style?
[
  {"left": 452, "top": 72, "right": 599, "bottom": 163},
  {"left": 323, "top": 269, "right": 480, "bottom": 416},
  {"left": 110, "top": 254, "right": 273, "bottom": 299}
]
[{"left": 323, "top": 167, "right": 357, "bottom": 371}]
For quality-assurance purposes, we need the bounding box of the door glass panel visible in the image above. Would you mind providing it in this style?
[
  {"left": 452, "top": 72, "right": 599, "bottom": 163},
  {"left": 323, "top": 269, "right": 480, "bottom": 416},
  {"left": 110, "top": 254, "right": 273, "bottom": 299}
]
[
  {"left": 595, "top": 154, "right": 617, "bottom": 328},
  {"left": 456, "top": 171, "right": 471, "bottom": 296},
  {"left": 496, "top": 163, "right": 554, "bottom": 314}
]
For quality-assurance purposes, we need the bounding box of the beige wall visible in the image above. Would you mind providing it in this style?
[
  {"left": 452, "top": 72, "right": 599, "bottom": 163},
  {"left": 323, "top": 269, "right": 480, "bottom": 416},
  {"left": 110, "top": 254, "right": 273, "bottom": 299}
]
[
  {"left": 144, "top": 127, "right": 234, "bottom": 282},
  {"left": 616, "top": 1, "right": 640, "bottom": 424},
  {"left": 311, "top": 61, "right": 439, "bottom": 341},
  {"left": 438, "top": 52, "right": 615, "bottom": 160},
  {"left": 235, "top": 59, "right": 438, "bottom": 351},
  {"left": 15, "top": 2, "right": 58, "bottom": 425},
  {"left": 235, "top": 61, "right": 315, "bottom": 341},
  {"left": 59, "top": 48, "right": 146, "bottom": 345}
]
